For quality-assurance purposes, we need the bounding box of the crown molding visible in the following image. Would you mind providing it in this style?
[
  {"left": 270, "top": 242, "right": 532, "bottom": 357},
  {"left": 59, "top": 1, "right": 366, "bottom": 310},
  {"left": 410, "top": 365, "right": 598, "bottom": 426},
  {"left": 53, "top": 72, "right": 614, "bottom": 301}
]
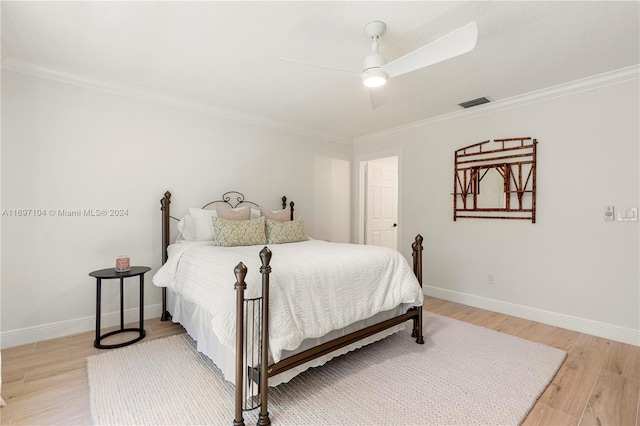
[
  {"left": 4, "top": 57, "right": 637, "bottom": 147},
  {"left": 354, "top": 64, "right": 640, "bottom": 144},
  {"left": 1, "top": 56, "right": 351, "bottom": 145}
]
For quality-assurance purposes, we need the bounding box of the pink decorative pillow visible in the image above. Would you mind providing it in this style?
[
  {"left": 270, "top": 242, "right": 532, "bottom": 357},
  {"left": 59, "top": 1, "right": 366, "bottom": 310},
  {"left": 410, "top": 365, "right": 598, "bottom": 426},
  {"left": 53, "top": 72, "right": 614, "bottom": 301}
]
[
  {"left": 215, "top": 204, "right": 251, "bottom": 220},
  {"left": 260, "top": 206, "right": 291, "bottom": 222}
]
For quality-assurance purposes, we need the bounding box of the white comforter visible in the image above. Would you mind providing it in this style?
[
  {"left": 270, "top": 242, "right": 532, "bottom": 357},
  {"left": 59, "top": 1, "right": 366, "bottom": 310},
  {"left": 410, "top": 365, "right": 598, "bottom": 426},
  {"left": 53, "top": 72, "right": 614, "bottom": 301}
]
[{"left": 153, "top": 239, "right": 423, "bottom": 363}]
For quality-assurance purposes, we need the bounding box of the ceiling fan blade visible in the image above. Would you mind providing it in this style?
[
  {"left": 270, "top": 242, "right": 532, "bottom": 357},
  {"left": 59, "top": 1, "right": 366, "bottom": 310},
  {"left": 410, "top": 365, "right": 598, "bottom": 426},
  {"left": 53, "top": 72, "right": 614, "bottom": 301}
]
[
  {"left": 369, "top": 85, "right": 388, "bottom": 110},
  {"left": 381, "top": 21, "right": 478, "bottom": 79},
  {"left": 279, "top": 57, "right": 363, "bottom": 78}
]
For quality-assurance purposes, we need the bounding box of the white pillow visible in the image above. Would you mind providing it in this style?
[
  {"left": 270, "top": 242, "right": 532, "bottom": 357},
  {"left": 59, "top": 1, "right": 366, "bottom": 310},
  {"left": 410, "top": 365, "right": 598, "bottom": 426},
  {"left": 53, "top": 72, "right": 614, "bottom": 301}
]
[
  {"left": 188, "top": 208, "right": 218, "bottom": 241},
  {"left": 178, "top": 206, "right": 261, "bottom": 241},
  {"left": 176, "top": 214, "right": 195, "bottom": 242}
]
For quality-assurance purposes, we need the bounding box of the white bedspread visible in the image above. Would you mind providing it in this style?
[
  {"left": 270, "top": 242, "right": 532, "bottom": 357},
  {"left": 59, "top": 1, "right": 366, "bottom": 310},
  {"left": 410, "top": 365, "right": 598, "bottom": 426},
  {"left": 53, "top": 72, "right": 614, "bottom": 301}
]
[{"left": 153, "top": 239, "right": 423, "bottom": 363}]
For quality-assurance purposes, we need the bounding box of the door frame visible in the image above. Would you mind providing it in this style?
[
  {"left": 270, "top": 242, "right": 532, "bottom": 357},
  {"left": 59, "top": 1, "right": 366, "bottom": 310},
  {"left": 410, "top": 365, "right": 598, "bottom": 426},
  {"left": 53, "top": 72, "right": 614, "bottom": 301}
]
[{"left": 354, "top": 148, "right": 403, "bottom": 250}]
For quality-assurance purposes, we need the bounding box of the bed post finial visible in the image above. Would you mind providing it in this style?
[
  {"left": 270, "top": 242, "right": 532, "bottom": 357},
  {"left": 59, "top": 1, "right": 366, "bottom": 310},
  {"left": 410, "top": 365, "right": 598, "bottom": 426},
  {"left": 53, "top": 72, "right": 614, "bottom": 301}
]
[
  {"left": 259, "top": 246, "right": 272, "bottom": 270},
  {"left": 281, "top": 196, "right": 295, "bottom": 220},
  {"left": 234, "top": 262, "right": 247, "bottom": 287},
  {"left": 412, "top": 234, "right": 423, "bottom": 251},
  {"left": 162, "top": 191, "right": 171, "bottom": 204},
  {"left": 161, "top": 192, "right": 171, "bottom": 217},
  {"left": 233, "top": 262, "right": 247, "bottom": 426}
]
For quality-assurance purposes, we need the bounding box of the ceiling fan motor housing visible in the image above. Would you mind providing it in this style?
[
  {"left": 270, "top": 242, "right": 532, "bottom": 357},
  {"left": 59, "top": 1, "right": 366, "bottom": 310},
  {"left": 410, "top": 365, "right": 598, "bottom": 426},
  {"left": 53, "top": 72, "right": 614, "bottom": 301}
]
[
  {"left": 363, "top": 51, "right": 386, "bottom": 71},
  {"left": 362, "top": 21, "right": 388, "bottom": 72}
]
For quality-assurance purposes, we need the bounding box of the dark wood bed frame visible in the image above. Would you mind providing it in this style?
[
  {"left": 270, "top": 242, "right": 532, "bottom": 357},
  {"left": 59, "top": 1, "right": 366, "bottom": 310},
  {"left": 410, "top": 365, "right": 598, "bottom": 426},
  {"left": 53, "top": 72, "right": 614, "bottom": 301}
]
[
  {"left": 159, "top": 191, "right": 294, "bottom": 321},
  {"left": 159, "top": 191, "right": 424, "bottom": 426}
]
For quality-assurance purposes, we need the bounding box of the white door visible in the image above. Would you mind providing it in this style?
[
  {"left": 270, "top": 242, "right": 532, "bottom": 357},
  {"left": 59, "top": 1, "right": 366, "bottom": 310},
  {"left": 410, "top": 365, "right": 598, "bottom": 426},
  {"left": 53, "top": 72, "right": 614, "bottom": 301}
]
[{"left": 365, "top": 157, "right": 398, "bottom": 250}]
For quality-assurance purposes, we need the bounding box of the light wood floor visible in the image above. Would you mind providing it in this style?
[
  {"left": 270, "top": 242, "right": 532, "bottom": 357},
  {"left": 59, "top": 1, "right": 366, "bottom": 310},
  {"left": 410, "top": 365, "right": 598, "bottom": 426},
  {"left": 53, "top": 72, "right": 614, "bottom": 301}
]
[{"left": 1, "top": 296, "right": 638, "bottom": 425}]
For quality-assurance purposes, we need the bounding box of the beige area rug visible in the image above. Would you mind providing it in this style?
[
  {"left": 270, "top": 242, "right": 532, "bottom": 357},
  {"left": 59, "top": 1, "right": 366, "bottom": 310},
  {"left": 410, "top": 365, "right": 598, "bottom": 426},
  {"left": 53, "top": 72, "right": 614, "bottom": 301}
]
[{"left": 87, "top": 311, "right": 566, "bottom": 425}]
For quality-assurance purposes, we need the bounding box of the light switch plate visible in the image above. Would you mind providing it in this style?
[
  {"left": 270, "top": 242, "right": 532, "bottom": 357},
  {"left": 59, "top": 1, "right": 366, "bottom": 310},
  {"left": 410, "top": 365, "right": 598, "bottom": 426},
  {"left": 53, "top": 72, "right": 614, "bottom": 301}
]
[{"left": 618, "top": 207, "right": 638, "bottom": 222}]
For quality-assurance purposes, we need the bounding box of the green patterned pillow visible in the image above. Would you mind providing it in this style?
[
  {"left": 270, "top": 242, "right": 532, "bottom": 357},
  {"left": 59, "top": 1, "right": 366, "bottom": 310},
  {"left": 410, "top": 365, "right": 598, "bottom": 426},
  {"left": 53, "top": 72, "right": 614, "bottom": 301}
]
[
  {"left": 266, "top": 217, "right": 307, "bottom": 244},
  {"left": 212, "top": 216, "right": 266, "bottom": 247}
]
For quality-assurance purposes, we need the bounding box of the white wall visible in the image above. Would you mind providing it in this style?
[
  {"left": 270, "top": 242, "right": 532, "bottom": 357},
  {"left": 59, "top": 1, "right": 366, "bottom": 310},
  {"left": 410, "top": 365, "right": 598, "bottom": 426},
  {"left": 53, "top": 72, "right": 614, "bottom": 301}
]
[
  {"left": 2, "top": 67, "right": 638, "bottom": 348},
  {"left": 1, "top": 70, "right": 351, "bottom": 348},
  {"left": 354, "top": 73, "right": 639, "bottom": 345}
]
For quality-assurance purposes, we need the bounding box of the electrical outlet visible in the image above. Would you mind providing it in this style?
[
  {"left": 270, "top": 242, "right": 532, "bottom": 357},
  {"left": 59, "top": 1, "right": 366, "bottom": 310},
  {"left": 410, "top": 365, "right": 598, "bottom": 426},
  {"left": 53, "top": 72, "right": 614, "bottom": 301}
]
[
  {"left": 487, "top": 273, "right": 495, "bottom": 285},
  {"left": 604, "top": 205, "right": 615, "bottom": 221}
]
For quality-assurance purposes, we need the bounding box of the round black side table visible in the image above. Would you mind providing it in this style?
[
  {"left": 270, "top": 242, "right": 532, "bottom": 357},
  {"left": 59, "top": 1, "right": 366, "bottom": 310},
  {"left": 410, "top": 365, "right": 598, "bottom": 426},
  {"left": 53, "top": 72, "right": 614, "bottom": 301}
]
[{"left": 89, "top": 266, "right": 151, "bottom": 349}]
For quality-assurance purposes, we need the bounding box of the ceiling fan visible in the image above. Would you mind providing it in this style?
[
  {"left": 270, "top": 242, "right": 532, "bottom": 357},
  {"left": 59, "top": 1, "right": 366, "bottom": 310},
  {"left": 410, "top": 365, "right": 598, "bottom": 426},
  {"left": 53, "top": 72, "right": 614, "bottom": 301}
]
[{"left": 280, "top": 21, "right": 478, "bottom": 108}]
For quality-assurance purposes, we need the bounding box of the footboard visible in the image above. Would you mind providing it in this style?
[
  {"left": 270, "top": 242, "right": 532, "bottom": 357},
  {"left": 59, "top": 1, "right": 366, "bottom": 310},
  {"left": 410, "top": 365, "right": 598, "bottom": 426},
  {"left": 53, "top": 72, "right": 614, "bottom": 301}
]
[{"left": 233, "top": 235, "right": 424, "bottom": 426}]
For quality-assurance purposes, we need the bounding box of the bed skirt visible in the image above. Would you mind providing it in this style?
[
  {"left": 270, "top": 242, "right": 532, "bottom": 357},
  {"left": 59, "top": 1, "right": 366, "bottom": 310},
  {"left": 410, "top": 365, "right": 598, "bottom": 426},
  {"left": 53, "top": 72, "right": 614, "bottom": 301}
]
[{"left": 168, "top": 289, "right": 407, "bottom": 387}]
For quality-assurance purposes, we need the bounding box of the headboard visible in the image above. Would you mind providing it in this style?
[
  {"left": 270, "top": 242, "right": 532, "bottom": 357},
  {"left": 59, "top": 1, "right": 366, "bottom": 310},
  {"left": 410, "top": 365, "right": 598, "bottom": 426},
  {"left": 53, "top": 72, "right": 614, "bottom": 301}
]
[
  {"left": 160, "top": 190, "right": 294, "bottom": 264},
  {"left": 159, "top": 190, "right": 294, "bottom": 321}
]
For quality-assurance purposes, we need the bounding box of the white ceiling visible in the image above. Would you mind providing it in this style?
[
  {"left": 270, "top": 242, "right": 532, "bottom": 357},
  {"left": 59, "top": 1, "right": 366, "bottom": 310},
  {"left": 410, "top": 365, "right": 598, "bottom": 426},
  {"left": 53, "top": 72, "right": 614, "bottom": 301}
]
[{"left": 2, "top": 1, "right": 639, "bottom": 141}]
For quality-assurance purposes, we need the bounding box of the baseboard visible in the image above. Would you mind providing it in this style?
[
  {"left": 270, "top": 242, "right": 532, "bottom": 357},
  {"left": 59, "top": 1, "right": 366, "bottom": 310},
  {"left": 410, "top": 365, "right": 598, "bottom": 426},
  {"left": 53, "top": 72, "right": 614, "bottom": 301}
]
[
  {"left": 0, "top": 304, "right": 163, "bottom": 349},
  {"left": 424, "top": 286, "right": 639, "bottom": 346},
  {"left": 4, "top": 291, "right": 637, "bottom": 349}
]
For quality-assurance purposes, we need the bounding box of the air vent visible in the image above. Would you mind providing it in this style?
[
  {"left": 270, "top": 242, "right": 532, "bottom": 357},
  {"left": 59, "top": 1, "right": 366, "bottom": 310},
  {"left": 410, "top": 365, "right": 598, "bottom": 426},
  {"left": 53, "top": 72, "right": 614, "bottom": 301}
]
[{"left": 459, "top": 97, "right": 491, "bottom": 109}]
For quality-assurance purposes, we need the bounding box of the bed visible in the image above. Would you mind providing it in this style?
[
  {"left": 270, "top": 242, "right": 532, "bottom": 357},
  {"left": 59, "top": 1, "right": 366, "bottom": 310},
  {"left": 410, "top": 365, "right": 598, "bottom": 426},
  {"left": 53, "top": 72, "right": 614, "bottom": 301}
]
[{"left": 154, "top": 191, "right": 425, "bottom": 425}]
